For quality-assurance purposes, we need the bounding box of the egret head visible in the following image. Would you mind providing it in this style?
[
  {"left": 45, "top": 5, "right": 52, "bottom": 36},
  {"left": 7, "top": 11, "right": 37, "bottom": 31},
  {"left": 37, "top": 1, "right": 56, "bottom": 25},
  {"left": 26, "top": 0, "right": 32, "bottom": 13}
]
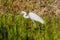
[
  {"left": 21, "top": 11, "right": 26, "bottom": 15},
  {"left": 21, "top": 11, "right": 29, "bottom": 18}
]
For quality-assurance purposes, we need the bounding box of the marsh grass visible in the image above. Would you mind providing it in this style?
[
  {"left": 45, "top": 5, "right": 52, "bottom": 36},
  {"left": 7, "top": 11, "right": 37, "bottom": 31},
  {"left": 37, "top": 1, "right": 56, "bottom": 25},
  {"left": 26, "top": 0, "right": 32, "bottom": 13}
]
[{"left": 0, "top": 13, "right": 60, "bottom": 40}]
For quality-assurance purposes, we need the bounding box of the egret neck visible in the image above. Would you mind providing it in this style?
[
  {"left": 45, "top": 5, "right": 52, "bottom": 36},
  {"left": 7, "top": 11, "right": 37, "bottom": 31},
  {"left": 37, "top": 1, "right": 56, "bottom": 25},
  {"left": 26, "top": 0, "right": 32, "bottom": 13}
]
[{"left": 23, "top": 12, "right": 29, "bottom": 18}]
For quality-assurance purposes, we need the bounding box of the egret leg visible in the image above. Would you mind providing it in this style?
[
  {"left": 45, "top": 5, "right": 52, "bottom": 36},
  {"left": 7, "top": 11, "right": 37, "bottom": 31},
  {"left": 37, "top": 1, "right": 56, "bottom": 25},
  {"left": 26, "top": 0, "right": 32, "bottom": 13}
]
[{"left": 32, "top": 21, "right": 37, "bottom": 28}]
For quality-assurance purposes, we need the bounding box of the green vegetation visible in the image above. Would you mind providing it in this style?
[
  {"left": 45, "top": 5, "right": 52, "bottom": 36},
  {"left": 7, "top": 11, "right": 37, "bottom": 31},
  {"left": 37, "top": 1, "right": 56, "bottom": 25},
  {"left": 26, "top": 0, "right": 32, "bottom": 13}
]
[{"left": 0, "top": 14, "right": 60, "bottom": 40}]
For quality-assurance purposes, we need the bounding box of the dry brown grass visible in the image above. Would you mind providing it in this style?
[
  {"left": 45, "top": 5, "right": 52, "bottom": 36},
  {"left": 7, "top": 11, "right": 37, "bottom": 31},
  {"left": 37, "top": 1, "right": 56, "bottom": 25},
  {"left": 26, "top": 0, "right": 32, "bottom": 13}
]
[{"left": 0, "top": 0, "right": 60, "bottom": 17}]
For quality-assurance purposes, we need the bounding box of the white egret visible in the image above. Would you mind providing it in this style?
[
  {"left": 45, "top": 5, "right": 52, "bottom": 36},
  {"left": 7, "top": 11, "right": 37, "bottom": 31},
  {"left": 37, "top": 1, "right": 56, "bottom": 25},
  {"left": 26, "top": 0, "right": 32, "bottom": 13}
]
[{"left": 21, "top": 11, "right": 44, "bottom": 24}]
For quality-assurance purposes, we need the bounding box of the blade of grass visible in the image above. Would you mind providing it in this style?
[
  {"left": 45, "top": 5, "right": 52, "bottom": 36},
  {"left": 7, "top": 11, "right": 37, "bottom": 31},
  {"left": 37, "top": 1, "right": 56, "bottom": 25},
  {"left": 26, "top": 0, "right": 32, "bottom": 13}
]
[
  {"left": 58, "top": 16, "right": 60, "bottom": 40},
  {"left": 0, "top": 13, "right": 1, "bottom": 28},
  {"left": 15, "top": 15, "right": 21, "bottom": 40},
  {"left": 20, "top": 16, "right": 27, "bottom": 40},
  {"left": 8, "top": 15, "right": 13, "bottom": 40},
  {"left": 27, "top": 19, "right": 34, "bottom": 40},
  {"left": 44, "top": 16, "right": 49, "bottom": 40},
  {"left": 34, "top": 22, "right": 42, "bottom": 40},
  {"left": 51, "top": 17, "right": 57, "bottom": 40}
]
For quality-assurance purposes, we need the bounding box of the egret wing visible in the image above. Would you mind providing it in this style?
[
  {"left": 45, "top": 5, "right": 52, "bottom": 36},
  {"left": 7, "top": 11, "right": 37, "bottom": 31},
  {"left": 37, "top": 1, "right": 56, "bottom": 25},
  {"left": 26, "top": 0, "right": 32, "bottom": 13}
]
[{"left": 29, "top": 12, "right": 44, "bottom": 24}]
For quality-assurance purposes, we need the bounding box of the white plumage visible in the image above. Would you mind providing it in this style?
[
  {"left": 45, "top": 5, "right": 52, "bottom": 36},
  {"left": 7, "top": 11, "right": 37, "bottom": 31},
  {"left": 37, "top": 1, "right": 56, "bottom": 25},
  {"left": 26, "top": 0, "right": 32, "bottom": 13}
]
[{"left": 21, "top": 11, "right": 44, "bottom": 24}]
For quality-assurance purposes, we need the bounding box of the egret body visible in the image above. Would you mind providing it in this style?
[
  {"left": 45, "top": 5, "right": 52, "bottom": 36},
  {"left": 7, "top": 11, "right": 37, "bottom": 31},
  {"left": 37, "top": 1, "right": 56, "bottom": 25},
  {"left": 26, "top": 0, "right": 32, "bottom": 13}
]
[{"left": 21, "top": 11, "right": 44, "bottom": 24}]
